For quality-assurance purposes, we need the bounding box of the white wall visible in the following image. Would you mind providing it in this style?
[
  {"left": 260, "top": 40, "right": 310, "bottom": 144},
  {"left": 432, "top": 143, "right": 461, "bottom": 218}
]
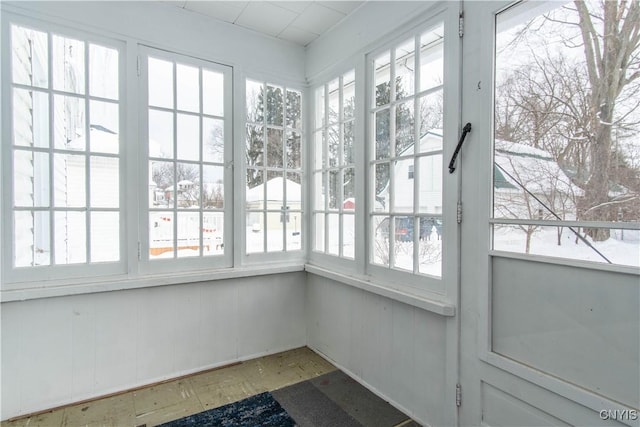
[
  {"left": 1, "top": 273, "right": 306, "bottom": 419},
  {"left": 305, "top": 1, "right": 438, "bottom": 81},
  {"left": 306, "top": 274, "right": 451, "bottom": 427}
]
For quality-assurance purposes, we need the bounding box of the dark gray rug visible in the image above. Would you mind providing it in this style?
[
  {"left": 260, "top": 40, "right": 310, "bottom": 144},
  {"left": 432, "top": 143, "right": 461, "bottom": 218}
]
[{"left": 273, "top": 370, "right": 413, "bottom": 427}]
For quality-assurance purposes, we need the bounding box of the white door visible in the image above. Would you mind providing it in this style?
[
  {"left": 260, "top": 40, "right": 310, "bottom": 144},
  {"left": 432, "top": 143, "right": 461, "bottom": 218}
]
[{"left": 459, "top": 1, "right": 640, "bottom": 426}]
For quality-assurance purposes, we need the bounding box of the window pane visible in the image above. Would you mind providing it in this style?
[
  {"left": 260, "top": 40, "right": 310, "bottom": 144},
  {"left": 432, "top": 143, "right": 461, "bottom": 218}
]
[
  {"left": 53, "top": 34, "right": 85, "bottom": 94},
  {"left": 286, "top": 90, "right": 301, "bottom": 129},
  {"left": 393, "top": 159, "right": 414, "bottom": 213},
  {"left": 203, "top": 69, "right": 224, "bottom": 117},
  {"left": 419, "top": 217, "right": 442, "bottom": 276},
  {"left": 15, "top": 211, "right": 50, "bottom": 267},
  {"left": 246, "top": 125, "right": 264, "bottom": 169},
  {"left": 89, "top": 100, "right": 119, "bottom": 154},
  {"left": 89, "top": 44, "right": 118, "bottom": 100},
  {"left": 150, "top": 161, "right": 174, "bottom": 208},
  {"left": 54, "top": 153, "right": 86, "bottom": 208},
  {"left": 54, "top": 211, "right": 86, "bottom": 264},
  {"left": 328, "top": 125, "right": 339, "bottom": 167},
  {"left": 493, "top": 224, "right": 639, "bottom": 268},
  {"left": 149, "top": 109, "right": 173, "bottom": 158},
  {"left": 148, "top": 57, "right": 173, "bottom": 108},
  {"left": 176, "top": 163, "right": 199, "bottom": 208},
  {"left": 176, "top": 63, "right": 199, "bottom": 113},
  {"left": 313, "top": 172, "right": 325, "bottom": 210},
  {"left": 343, "top": 120, "right": 355, "bottom": 165},
  {"left": 203, "top": 165, "right": 224, "bottom": 209},
  {"left": 203, "top": 212, "right": 224, "bottom": 255},
  {"left": 91, "top": 212, "right": 119, "bottom": 262},
  {"left": 203, "top": 117, "right": 224, "bottom": 163},
  {"left": 246, "top": 80, "right": 263, "bottom": 123},
  {"left": 418, "top": 92, "right": 443, "bottom": 141},
  {"left": 374, "top": 163, "right": 389, "bottom": 212},
  {"left": 418, "top": 154, "right": 443, "bottom": 214},
  {"left": 343, "top": 213, "right": 355, "bottom": 259},
  {"left": 287, "top": 211, "right": 302, "bottom": 251},
  {"left": 343, "top": 168, "right": 355, "bottom": 209},
  {"left": 286, "top": 130, "right": 301, "bottom": 169},
  {"left": 12, "top": 25, "right": 48, "bottom": 88},
  {"left": 177, "top": 113, "right": 200, "bottom": 161},
  {"left": 327, "top": 213, "right": 339, "bottom": 256},
  {"left": 314, "top": 214, "right": 325, "bottom": 252},
  {"left": 246, "top": 212, "right": 263, "bottom": 254},
  {"left": 395, "top": 38, "right": 415, "bottom": 99},
  {"left": 246, "top": 168, "right": 264, "bottom": 210},
  {"left": 266, "top": 212, "right": 284, "bottom": 252},
  {"left": 375, "top": 109, "right": 390, "bottom": 159},
  {"left": 150, "top": 211, "right": 174, "bottom": 258},
  {"left": 315, "top": 86, "right": 325, "bottom": 129},
  {"left": 177, "top": 212, "right": 200, "bottom": 258},
  {"left": 396, "top": 100, "right": 414, "bottom": 156},
  {"left": 13, "top": 89, "right": 49, "bottom": 148},
  {"left": 266, "top": 85, "right": 283, "bottom": 126},
  {"left": 90, "top": 156, "right": 119, "bottom": 208},
  {"left": 14, "top": 150, "right": 49, "bottom": 207},
  {"left": 266, "top": 170, "right": 284, "bottom": 204},
  {"left": 420, "top": 25, "right": 444, "bottom": 92},
  {"left": 328, "top": 78, "right": 339, "bottom": 122},
  {"left": 314, "top": 131, "right": 324, "bottom": 170},
  {"left": 393, "top": 216, "right": 413, "bottom": 271},
  {"left": 343, "top": 70, "right": 355, "bottom": 120},
  {"left": 54, "top": 95, "right": 86, "bottom": 151},
  {"left": 374, "top": 51, "right": 391, "bottom": 107},
  {"left": 266, "top": 128, "right": 283, "bottom": 168},
  {"left": 372, "top": 215, "right": 390, "bottom": 267},
  {"left": 329, "top": 170, "right": 339, "bottom": 210}
]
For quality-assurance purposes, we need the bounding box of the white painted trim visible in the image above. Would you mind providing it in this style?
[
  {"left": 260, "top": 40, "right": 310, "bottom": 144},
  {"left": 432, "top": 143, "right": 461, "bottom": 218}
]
[
  {"left": 490, "top": 251, "right": 640, "bottom": 275},
  {"left": 305, "top": 263, "right": 455, "bottom": 316},
  {"left": 490, "top": 218, "right": 640, "bottom": 230},
  {"left": 480, "top": 351, "right": 640, "bottom": 427},
  {"left": 0, "top": 263, "right": 305, "bottom": 302}
]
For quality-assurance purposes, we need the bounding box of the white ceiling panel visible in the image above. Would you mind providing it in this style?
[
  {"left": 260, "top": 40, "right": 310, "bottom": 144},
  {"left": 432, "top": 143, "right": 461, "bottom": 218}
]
[
  {"left": 319, "top": 1, "right": 362, "bottom": 15},
  {"left": 269, "top": 1, "right": 312, "bottom": 14},
  {"left": 160, "top": 1, "right": 365, "bottom": 47},
  {"left": 235, "top": 2, "right": 298, "bottom": 37},
  {"left": 184, "top": 1, "right": 246, "bottom": 23},
  {"left": 290, "top": 2, "right": 344, "bottom": 35}
]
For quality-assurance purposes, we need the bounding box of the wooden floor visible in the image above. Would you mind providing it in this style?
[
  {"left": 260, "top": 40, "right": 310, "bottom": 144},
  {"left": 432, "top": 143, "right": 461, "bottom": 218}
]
[{"left": 2, "top": 347, "right": 338, "bottom": 427}]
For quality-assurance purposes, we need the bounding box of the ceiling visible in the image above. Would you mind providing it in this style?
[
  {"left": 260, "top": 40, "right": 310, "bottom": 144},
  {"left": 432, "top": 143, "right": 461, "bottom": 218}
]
[{"left": 163, "top": 1, "right": 364, "bottom": 47}]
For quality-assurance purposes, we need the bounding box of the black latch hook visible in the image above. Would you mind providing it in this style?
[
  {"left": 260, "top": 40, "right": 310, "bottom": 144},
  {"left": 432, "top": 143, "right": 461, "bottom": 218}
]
[{"left": 448, "top": 123, "right": 472, "bottom": 173}]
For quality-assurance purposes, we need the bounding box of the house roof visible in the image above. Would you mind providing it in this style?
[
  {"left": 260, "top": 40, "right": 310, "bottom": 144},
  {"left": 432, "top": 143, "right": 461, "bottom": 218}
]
[{"left": 246, "top": 177, "right": 301, "bottom": 203}]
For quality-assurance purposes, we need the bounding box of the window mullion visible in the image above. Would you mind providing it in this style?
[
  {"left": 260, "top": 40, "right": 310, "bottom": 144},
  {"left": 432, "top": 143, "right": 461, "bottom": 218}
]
[
  {"left": 47, "top": 30, "right": 55, "bottom": 266},
  {"left": 84, "top": 41, "right": 92, "bottom": 263},
  {"left": 172, "top": 61, "right": 178, "bottom": 258}
]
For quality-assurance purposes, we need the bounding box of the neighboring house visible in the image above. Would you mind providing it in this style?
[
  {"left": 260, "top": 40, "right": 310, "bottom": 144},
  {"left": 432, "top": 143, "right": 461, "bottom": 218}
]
[
  {"left": 246, "top": 177, "right": 302, "bottom": 233},
  {"left": 381, "top": 130, "right": 582, "bottom": 222}
]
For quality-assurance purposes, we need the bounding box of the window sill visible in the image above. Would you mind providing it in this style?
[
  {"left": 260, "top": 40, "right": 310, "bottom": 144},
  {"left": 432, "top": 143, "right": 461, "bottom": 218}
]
[
  {"left": 0, "top": 263, "right": 305, "bottom": 303},
  {"left": 304, "top": 264, "right": 456, "bottom": 317}
]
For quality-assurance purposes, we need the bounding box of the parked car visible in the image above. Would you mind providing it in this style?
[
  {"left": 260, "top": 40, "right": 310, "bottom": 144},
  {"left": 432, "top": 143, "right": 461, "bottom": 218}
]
[{"left": 376, "top": 216, "right": 443, "bottom": 242}]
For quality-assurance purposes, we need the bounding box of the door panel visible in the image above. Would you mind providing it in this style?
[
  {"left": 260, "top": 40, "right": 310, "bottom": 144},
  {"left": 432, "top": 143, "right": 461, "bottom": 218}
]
[{"left": 460, "top": 1, "right": 640, "bottom": 426}]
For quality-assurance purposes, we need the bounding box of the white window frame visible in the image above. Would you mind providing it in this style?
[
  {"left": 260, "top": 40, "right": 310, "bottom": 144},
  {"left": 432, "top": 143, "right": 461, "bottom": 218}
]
[
  {"left": 138, "top": 46, "right": 234, "bottom": 275},
  {"left": 365, "top": 9, "right": 459, "bottom": 295},
  {"left": 311, "top": 69, "right": 357, "bottom": 261},
  {"left": 1, "top": 12, "right": 127, "bottom": 285},
  {"left": 242, "top": 76, "right": 305, "bottom": 263}
]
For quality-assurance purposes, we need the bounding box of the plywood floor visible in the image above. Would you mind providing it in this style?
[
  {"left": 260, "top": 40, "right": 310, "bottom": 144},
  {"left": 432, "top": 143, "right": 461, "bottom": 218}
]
[{"left": 2, "top": 347, "right": 338, "bottom": 427}]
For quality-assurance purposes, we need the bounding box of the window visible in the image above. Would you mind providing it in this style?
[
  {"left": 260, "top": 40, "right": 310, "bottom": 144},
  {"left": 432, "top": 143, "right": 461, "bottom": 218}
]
[
  {"left": 5, "top": 21, "right": 123, "bottom": 281},
  {"left": 493, "top": 2, "right": 639, "bottom": 268},
  {"left": 245, "top": 80, "right": 303, "bottom": 254},
  {"left": 312, "top": 70, "right": 356, "bottom": 259},
  {"left": 142, "top": 48, "right": 232, "bottom": 268},
  {"left": 369, "top": 23, "right": 445, "bottom": 277}
]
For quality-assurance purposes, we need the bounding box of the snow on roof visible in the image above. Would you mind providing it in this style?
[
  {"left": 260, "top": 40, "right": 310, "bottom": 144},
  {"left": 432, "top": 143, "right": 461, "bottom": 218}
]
[
  {"left": 246, "top": 177, "right": 301, "bottom": 203},
  {"left": 68, "top": 126, "right": 119, "bottom": 152},
  {"left": 494, "top": 142, "right": 583, "bottom": 196}
]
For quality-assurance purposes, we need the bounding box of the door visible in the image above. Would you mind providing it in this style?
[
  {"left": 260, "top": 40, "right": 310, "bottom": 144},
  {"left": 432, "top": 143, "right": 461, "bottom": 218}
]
[{"left": 459, "top": 1, "right": 640, "bottom": 426}]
